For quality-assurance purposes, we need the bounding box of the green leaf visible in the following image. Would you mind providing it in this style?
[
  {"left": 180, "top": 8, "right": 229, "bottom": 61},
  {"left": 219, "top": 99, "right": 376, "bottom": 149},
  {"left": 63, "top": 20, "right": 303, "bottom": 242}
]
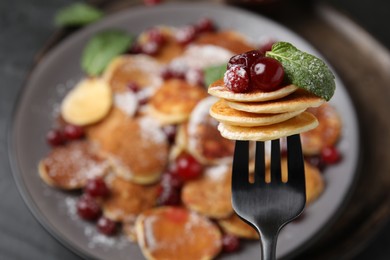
[
  {"left": 203, "top": 64, "right": 227, "bottom": 88},
  {"left": 55, "top": 3, "right": 104, "bottom": 27},
  {"left": 266, "top": 42, "right": 335, "bottom": 101},
  {"left": 81, "top": 30, "right": 134, "bottom": 76}
]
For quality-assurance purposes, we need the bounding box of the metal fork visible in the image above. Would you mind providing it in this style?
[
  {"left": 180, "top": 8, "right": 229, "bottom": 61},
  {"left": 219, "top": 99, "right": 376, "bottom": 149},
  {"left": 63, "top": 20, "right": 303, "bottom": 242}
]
[{"left": 232, "top": 134, "right": 306, "bottom": 260}]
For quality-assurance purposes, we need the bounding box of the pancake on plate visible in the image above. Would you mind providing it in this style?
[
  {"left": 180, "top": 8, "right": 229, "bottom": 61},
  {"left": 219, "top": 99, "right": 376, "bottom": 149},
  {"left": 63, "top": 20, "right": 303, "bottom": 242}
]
[
  {"left": 136, "top": 207, "right": 222, "bottom": 260},
  {"left": 219, "top": 213, "right": 259, "bottom": 240},
  {"left": 210, "top": 99, "right": 305, "bottom": 127},
  {"left": 38, "top": 141, "right": 110, "bottom": 190},
  {"left": 218, "top": 112, "right": 319, "bottom": 141},
  {"left": 182, "top": 164, "right": 233, "bottom": 219},
  {"left": 148, "top": 79, "right": 208, "bottom": 125},
  {"left": 225, "top": 88, "right": 325, "bottom": 114}
]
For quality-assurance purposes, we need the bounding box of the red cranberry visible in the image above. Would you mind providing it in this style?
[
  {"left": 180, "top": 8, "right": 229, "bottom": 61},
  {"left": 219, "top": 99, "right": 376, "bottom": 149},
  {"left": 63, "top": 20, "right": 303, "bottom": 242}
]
[
  {"left": 161, "top": 172, "right": 183, "bottom": 190},
  {"left": 185, "top": 69, "right": 204, "bottom": 86},
  {"left": 77, "top": 194, "right": 101, "bottom": 221},
  {"left": 305, "top": 155, "right": 325, "bottom": 171},
  {"left": 321, "top": 146, "right": 341, "bottom": 165},
  {"left": 129, "top": 43, "right": 143, "bottom": 54},
  {"left": 250, "top": 57, "right": 284, "bottom": 92},
  {"left": 97, "top": 217, "right": 117, "bottom": 236},
  {"left": 175, "top": 153, "right": 203, "bottom": 181},
  {"left": 143, "top": 0, "right": 162, "bottom": 6},
  {"left": 259, "top": 40, "right": 276, "bottom": 54},
  {"left": 46, "top": 129, "right": 65, "bottom": 146},
  {"left": 161, "top": 67, "right": 185, "bottom": 80},
  {"left": 222, "top": 234, "right": 241, "bottom": 253},
  {"left": 127, "top": 81, "right": 140, "bottom": 93},
  {"left": 157, "top": 186, "right": 181, "bottom": 206},
  {"left": 85, "top": 177, "right": 110, "bottom": 198},
  {"left": 63, "top": 124, "right": 84, "bottom": 140},
  {"left": 227, "top": 50, "right": 264, "bottom": 70},
  {"left": 224, "top": 65, "right": 251, "bottom": 93},
  {"left": 195, "top": 17, "right": 215, "bottom": 33},
  {"left": 142, "top": 41, "right": 159, "bottom": 56},
  {"left": 175, "top": 26, "right": 197, "bottom": 45},
  {"left": 161, "top": 125, "right": 177, "bottom": 144},
  {"left": 147, "top": 28, "right": 165, "bottom": 45}
]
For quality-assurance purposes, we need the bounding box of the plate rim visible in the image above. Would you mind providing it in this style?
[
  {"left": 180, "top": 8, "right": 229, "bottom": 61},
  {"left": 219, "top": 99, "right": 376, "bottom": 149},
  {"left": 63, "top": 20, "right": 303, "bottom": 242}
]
[{"left": 7, "top": 2, "right": 361, "bottom": 260}]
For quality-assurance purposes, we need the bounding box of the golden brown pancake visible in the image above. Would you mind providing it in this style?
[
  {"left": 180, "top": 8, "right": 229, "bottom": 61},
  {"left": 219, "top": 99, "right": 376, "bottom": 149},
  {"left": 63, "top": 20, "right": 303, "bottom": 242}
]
[
  {"left": 86, "top": 108, "right": 169, "bottom": 184},
  {"left": 208, "top": 79, "right": 298, "bottom": 102},
  {"left": 136, "top": 207, "right": 222, "bottom": 260},
  {"left": 265, "top": 158, "right": 325, "bottom": 204},
  {"left": 38, "top": 141, "right": 109, "bottom": 190},
  {"left": 218, "top": 112, "right": 319, "bottom": 141},
  {"left": 102, "top": 175, "right": 160, "bottom": 223},
  {"left": 148, "top": 79, "right": 208, "bottom": 125},
  {"left": 185, "top": 97, "right": 235, "bottom": 165},
  {"left": 182, "top": 165, "right": 233, "bottom": 219},
  {"left": 301, "top": 103, "right": 342, "bottom": 155},
  {"left": 210, "top": 99, "right": 305, "bottom": 127},
  {"left": 103, "top": 55, "right": 162, "bottom": 93},
  {"left": 226, "top": 88, "right": 325, "bottom": 114},
  {"left": 219, "top": 213, "right": 259, "bottom": 240},
  {"left": 194, "top": 30, "right": 255, "bottom": 54}
]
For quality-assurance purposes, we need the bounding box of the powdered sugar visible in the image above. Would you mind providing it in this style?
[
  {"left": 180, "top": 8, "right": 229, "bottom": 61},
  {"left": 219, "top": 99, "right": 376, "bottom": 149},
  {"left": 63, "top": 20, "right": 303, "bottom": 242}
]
[
  {"left": 138, "top": 116, "right": 166, "bottom": 144},
  {"left": 114, "top": 92, "right": 138, "bottom": 117},
  {"left": 206, "top": 164, "right": 229, "bottom": 181}
]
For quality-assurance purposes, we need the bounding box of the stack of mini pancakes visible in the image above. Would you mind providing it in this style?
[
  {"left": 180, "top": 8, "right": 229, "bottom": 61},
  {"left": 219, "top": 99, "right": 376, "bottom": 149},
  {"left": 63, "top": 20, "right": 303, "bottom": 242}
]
[{"left": 208, "top": 79, "right": 326, "bottom": 141}]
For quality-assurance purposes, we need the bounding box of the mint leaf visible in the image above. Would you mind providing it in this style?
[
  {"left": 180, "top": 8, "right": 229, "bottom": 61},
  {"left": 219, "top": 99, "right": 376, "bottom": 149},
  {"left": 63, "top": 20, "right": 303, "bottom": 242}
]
[
  {"left": 55, "top": 3, "right": 103, "bottom": 27},
  {"left": 266, "top": 42, "right": 335, "bottom": 101},
  {"left": 81, "top": 30, "right": 134, "bottom": 76},
  {"left": 203, "top": 64, "right": 226, "bottom": 87}
]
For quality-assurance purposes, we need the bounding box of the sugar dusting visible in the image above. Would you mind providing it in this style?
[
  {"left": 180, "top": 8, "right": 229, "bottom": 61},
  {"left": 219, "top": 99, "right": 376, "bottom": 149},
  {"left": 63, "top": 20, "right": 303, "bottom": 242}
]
[
  {"left": 114, "top": 92, "right": 138, "bottom": 117},
  {"left": 206, "top": 164, "right": 229, "bottom": 181},
  {"left": 138, "top": 116, "right": 166, "bottom": 145}
]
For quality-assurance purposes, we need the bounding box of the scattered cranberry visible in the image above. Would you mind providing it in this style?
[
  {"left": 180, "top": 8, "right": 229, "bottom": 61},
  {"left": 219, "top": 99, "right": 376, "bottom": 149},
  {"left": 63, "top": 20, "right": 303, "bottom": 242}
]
[
  {"left": 129, "top": 43, "right": 143, "bottom": 54},
  {"left": 161, "top": 125, "right": 177, "bottom": 144},
  {"left": 224, "top": 65, "right": 251, "bottom": 93},
  {"left": 137, "top": 95, "right": 149, "bottom": 106},
  {"left": 250, "top": 57, "right": 284, "bottom": 92},
  {"left": 195, "top": 17, "right": 215, "bottom": 33},
  {"left": 227, "top": 50, "right": 263, "bottom": 70},
  {"left": 127, "top": 81, "right": 140, "bottom": 93},
  {"left": 85, "top": 177, "right": 110, "bottom": 198},
  {"left": 157, "top": 185, "right": 181, "bottom": 206},
  {"left": 147, "top": 28, "right": 165, "bottom": 45},
  {"left": 185, "top": 69, "right": 204, "bottom": 86},
  {"left": 77, "top": 194, "right": 101, "bottom": 221},
  {"left": 222, "top": 234, "right": 241, "bottom": 253},
  {"left": 46, "top": 129, "right": 65, "bottom": 147},
  {"left": 63, "top": 124, "right": 84, "bottom": 140},
  {"left": 143, "top": 0, "right": 162, "bottom": 6},
  {"left": 175, "top": 26, "right": 197, "bottom": 45},
  {"left": 175, "top": 153, "right": 203, "bottom": 181},
  {"left": 321, "top": 146, "right": 341, "bottom": 164},
  {"left": 305, "top": 155, "right": 325, "bottom": 171},
  {"left": 142, "top": 41, "right": 159, "bottom": 56},
  {"left": 259, "top": 40, "right": 276, "bottom": 54},
  {"left": 161, "top": 172, "right": 183, "bottom": 190},
  {"left": 161, "top": 66, "right": 185, "bottom": 80},
  {"left": 97, "top": 217, "right": 117, "bottom": 236}
]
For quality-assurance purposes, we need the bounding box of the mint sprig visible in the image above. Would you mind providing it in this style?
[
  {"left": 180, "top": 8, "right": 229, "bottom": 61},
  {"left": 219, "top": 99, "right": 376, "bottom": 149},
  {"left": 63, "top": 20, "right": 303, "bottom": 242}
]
[
  {"left": 266, "top": 42, "right": 335, "bottom": 101},
  {"left": 81, "top": 30, "right": 134, "bottom": 76},
  {"left": 55, "top": 3, "right": 104, "bottom": 27},
  {"left": 203, "top": 64, "right": 226, "bottom": 88}
]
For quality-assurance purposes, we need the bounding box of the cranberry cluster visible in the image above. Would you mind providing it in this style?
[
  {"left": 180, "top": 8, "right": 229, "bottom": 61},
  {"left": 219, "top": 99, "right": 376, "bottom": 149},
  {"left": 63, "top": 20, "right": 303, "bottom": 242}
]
[
  {"left": 224, "top": 49, "right": 285, "bottom": 93},
  {"left": 46, "top": 124, "right": 85, "bottom": 147},
  {"left": 305, "top": 146, "right": 342, "bottom": 170},
  {"left": 76, "top": 177, "right": 118, "bottom": 236}
]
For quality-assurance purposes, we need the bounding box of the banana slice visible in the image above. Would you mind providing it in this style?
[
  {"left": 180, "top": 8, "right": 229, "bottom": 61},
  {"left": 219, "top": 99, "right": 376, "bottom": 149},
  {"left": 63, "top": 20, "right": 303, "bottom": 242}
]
[{"left": 61, "top": 78, "right": 112, "bottom": 126}]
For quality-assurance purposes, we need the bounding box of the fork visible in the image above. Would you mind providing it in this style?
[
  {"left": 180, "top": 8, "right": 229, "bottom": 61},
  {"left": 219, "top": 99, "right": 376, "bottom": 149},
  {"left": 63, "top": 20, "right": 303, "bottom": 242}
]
[{"left": 232, "top": 134, "right": 306, "bottom": 260}]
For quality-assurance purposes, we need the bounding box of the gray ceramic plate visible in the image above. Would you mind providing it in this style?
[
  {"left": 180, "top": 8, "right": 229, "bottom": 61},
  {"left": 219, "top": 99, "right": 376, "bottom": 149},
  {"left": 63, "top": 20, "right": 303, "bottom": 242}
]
[{"left": 8, "top": 3, "right": 359, "bottom": 260}]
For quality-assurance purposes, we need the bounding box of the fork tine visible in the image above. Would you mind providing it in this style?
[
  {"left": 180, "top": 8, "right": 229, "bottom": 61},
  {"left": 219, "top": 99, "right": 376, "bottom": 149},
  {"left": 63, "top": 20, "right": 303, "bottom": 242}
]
[
  {"left": 270, "top": 139, "right": 282, "bottom": 183},
  {"left": 254, "top": 141, "right": 266, "bottom": 184},
  {"left": 287, "top": 134, "right": 305, "bottom": 189},
  {"left": 232, "top": 141, "right": 250, "bottom": 186}
]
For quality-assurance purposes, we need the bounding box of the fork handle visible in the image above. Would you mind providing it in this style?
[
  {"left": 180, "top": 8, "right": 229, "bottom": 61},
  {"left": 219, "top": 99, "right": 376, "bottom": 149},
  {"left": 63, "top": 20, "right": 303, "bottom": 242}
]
[{"left": 258, "top": 227, "right": 279, "bottom": 260}]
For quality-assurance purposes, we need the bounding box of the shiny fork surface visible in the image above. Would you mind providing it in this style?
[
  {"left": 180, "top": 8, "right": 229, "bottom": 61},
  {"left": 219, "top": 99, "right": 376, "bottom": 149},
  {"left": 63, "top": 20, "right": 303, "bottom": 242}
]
[{"left": 232, "top": 134, "right": 306, "bottom": 260}]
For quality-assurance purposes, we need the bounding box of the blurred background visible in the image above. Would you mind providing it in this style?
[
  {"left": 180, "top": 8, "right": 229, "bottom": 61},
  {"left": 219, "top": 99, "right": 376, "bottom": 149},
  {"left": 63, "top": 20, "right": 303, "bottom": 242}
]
[{"left": 0, "top": 0, "right": 389, "bottom": 259}]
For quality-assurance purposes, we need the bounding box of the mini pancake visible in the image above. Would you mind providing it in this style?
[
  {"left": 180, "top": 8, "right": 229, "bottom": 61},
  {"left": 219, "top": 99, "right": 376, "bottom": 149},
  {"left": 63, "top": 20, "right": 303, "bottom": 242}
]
[
  {"left": 148, "top": 79, "right": 208, "bottom": 125},
  {"left": 218, "top": 213, "right": 259, "bottom": 240},
  {"left": 102, "top": 175, "right": 160, "bottom": 223},
  {"left": 210, "top": 99, "right": 305, "bottom": 127},
  {"left": 185, "top": 97, "right": 235, "bottom": 165},
  {"left": 208, "top": 79, "right": 298, "bottom": 102},
  {"left": 182, "top": 165, "right": 233, "bottom": 219},
  {"left": 301, "top": 103, "right": 342, "bottom": 155},
  {"left": 38, "top": 141, "right": 109, "bottom": 190},
  {"left": 265, "top": 158, "right": 325, "bottom": 205},
  {"left": 86, "top": 109, "right": 169, "bottom": 184},
  {"left": 194, "top": 30, "right": 255, "bottom": 54},
  {"left": 103, "top": 55, "right": 162, "bottom": 93},
  {"left": 226, "top": 88, "right": 325, "bottom": 114},
  {"left": 136, "top": 207, "right": 222, "bottom": 260},
  {"left": 218, "top": 112, "right": 319, "bottom": 141}
]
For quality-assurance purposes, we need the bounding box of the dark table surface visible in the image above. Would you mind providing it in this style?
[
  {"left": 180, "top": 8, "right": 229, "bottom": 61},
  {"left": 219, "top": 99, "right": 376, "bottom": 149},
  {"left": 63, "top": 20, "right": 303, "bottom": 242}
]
[{"left": 1, "top": 0, "right": 389, "bottom": 259}]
